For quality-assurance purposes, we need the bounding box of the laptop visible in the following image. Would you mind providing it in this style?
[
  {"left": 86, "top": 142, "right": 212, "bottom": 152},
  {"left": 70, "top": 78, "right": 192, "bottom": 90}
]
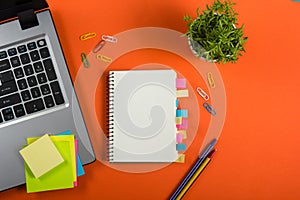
[{"left": 0, "top": 0, "right": 95, "bottom": 191}]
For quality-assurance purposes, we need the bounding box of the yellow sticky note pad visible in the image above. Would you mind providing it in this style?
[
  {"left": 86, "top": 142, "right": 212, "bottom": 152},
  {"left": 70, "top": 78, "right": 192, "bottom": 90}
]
[
  {"left": 19, "top": 134, "right": 64, "bottom": 178},
  {"left": 25, "top": 135, "right": 76, "bottom": 193},
  {"left": 176, "top": 90, "right": 189, "bottom": 98},
  {"left": 175, "top": 154, "right": 185, "bottom": 163}
]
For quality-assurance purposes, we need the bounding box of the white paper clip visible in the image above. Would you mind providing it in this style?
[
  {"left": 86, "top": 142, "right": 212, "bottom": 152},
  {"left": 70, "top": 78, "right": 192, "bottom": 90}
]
[
  {"left": 101, "top": 35, "right": 117, "bottom": 43},
  {"left": 196, "top": 87, "right": 209, "bottom": 101}
]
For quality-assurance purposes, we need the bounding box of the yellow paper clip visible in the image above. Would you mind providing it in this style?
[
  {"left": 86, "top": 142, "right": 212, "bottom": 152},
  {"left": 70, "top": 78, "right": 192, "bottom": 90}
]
[
  {"left": 207, "top": 72, "right": 216, "bottom": 88},
  {"left": 196, "top": 87, "right": 209, "bottom": 101},
  {"left": 96, "top": 54, "right": 112, "bottom": 63},
  {"left": 101, "top": 35, "right": 117, "bottom": 43},
  {"left": 79, "top": 32, "right": 97, "bottom": 41},
  {"left": 93, "top": 40, "right": 106, "bottom": 53},
  {"left": 81, "top": 52, "right": 90, "bottom": 68}
]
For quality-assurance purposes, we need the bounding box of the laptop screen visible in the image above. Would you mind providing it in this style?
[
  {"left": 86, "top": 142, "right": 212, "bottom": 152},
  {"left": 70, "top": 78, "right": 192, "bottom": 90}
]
[{"left": 0, "top": 0, "right": 48, "bottom": 22}]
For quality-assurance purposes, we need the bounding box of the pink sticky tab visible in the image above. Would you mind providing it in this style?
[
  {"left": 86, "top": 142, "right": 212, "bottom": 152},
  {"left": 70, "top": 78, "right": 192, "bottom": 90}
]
[
  {"left": 176, "top": 133, "right": 183, "bottom": 143},
  {"left": 177, "top": 119, "right": 188, "bottom": 130},
  {"left": 176, "top": 78, "right": 186, "bottom": 89}
]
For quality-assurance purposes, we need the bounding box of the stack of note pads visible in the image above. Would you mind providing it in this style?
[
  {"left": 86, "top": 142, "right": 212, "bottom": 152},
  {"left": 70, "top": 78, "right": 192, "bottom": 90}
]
[{"left": 19, "top": 130, "right": 85, "bottom": 193}]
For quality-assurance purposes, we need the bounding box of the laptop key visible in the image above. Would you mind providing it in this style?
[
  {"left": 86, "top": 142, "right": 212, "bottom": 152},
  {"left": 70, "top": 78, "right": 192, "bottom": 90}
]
[
  {"left": 50, "top": 81, "right": 64, "bottom": 105},
  {"left": 40, "top": 84, "right": 51, "bottom": 95},
  {"left": 0, "top": 93, "right": 21, "bottom": 109},
  {"left": 30, "top": 50, "right": 40, "bottom": 62},
  {"left": 27, "top": 76, "right": 37, "bottom": 87},
  {"left": 0, "top": 59, "right": 11, "bottom": 72},
  {"left": 0, "top": 80, "right": 18, "bottom": 96},
  {"left": 37, "top": 73, "right": 47, "bottom": 84},
  {"left": 0, "top": 71, "right": 14, "bottom": 83},
  {"left": 0, "top": 51, "right": 7, "bottom": 59},
  {"left": 37, "top": 39, "right": 46, "bottom": 47},
  {"left": 14, "top": 68, "right": 24, "bottom": 79},
  {"left": 17, "top": 79, "right": 28, "bottom": 90},
  {"left": 2, "top": 107, "right": 14, "bottom": 121},
  {"left": 7, "top": 48, "right": 17, "bottom": 56},
  {"left": 31, "top": 87, "right": 41, "bottom": 98},
  {"left": 27, "top": 42, "right": 37, "bottom": 50},
  {"left": 17, "top": 45, "right": 27, "bottom": 54},
  {"left": 20, "top": 53, "right": 30, "bottom": 65},
  {"left": 0, "top": 113, "right": 3, "bottom": 123},
  {"left": 44, "top": 95, "right": 55, "bottom": 108},
  {"left": 33, "top": 61, "right": 43, "bottom": 73},
  {"left": 10, "top": 56, "right": 21, "bottom": 67},
  {"left": 24, "top": 98, "right": 45, "bottom": 114},
  {"left": 43, "top": 59, "right": 57, "bottom": 81},
  {"left": 24, "top": 64, "right": 34, "bottom": 76},
  {"left": 40, "top": 47, "right": 50, "bottom": 58},
  {"left": 13, "top": 104, "right": 26, "bottom": 118},
  {"left": 21, "top": 90, "right": 31, "bottom": 101}
]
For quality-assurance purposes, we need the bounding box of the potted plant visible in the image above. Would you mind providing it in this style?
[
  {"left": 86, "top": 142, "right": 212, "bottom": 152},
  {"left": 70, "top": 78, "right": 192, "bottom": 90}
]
[{"left": 183, "top": 0, "right": 248, "bottom": 64}]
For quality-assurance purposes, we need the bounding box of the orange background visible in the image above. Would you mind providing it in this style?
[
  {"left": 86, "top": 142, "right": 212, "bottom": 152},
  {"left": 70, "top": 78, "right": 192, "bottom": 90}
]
[{"left": 1, "top": 0, "right": 300, "bottom": 199}]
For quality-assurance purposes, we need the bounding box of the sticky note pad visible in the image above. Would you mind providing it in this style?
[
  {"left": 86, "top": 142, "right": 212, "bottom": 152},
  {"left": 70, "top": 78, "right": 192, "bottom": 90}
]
[
  {"left": 25, "top": 135, "right": 76, "bottom": 193},
  {"left": 19, "top": 134, "right": 64, "bottom": 178},
  {"left": 176, "top": 144, "right": 187, "bottom": 151},
  {"left": 175, "top": 154, "right": 185, "bottom": 163},
  {"left": 175, "top": 99, "right": 179, "bottom": 108},
  {"left": 176, "top": 133, "right": 183, "bottom": 143},
  {"left": 178, "top": 130, "right": 187, "bottom": 139},
  {"left": 176, "top": 110, "right": 188, "bottom": 118},
  {"left": 176, "top": 117, "right": 182, "bottom": 125},
  {"left": 176, "top": 90, "right": 189, "bottom": 98},
  {"left": 176, "top": 78, "right": 186, "bottom": 89}
]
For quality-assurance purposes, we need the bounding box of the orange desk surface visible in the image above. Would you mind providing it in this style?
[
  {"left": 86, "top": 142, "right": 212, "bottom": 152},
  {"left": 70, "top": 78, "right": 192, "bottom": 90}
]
[{"left": 1, "top": 0, "right": 300, "bottom": 199}]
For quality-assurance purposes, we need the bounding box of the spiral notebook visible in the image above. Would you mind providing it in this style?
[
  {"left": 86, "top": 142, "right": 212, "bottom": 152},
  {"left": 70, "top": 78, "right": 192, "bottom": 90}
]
[{"left": 108, "top": 70, "right": 179, "bottom": 162}]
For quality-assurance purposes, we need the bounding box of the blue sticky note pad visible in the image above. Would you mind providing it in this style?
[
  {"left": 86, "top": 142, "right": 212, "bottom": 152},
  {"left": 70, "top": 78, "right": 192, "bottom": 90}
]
[
  {"left": 57, "top": 130, "right": 85, "bottom": 177},
  {"left": 176, "top": 110, "right": 188, "bottom": 118},
  {"left": 176, "top": 99, "right": 179, "bottom": 108},
  {"left": 176, "top": 144, "right": 187, "bottom": 151}
]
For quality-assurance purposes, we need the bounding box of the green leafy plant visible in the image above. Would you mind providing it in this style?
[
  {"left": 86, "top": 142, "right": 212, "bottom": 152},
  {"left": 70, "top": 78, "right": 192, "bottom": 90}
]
[{"left": 183, "top": 0, "right": 248, "bottom": 64}]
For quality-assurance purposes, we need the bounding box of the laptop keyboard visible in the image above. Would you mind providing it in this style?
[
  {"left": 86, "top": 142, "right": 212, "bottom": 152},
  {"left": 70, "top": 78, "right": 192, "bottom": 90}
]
[{"left": 0, "top": 38, "right": 65, "bottom": 124}]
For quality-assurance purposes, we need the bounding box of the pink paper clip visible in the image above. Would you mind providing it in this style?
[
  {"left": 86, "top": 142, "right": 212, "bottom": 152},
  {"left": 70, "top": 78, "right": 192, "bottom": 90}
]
[
  {"left": 196, "top": 87, "right": 209, "bottom": 101},
  {"left": 101, "top": 35, "right": 117, "bottom": 43},
  {"left": 93, "top": 40, "right": 106, "bottom": 53}
]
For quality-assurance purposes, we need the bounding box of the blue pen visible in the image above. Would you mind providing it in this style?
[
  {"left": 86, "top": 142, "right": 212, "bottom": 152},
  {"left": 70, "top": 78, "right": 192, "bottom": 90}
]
[{"left": 170, "top": 138, "right": 217, "bottom": 200}]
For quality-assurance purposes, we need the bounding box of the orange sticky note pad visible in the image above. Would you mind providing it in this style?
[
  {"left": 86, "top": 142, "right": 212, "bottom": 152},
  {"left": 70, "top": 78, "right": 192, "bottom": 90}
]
[{"left": 19, "top": 134, "right": 64, "bottom": 178}]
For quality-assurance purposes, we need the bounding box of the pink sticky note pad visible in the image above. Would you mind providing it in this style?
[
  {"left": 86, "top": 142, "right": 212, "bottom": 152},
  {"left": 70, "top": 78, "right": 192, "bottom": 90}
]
[
  {"left": 74, "top": 140, "right": 78, "bottom": 187},
  {"left": 176, "top": 78, "right": 186, "bottom": 89},
  {"left": 176, "top": 133, "right": 183, "bottom": 143}
]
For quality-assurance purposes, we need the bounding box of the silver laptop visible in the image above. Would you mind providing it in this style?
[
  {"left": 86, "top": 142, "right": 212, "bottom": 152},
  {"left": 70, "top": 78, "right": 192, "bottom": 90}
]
[{"left": 0, "top": 0, "right": 95, "bottom": 191}]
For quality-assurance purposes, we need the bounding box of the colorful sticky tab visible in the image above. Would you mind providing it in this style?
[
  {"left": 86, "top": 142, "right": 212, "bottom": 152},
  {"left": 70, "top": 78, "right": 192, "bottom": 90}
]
[
  {"left": 176, "top": 110, "right": 188, "bottom": 118},
  {"left": 19, "top": 134, "right": 64, "bottom": 178},
  {"left": 176, "top": 144, "right": 187, "bottom": 151},
  {"left": 176, "top": 99, "right": 179, "bottom": 108},
  {"left": 176, "top": 78, "right": 186, "bottom": 89},
  {"left": 177, "top": 119, "right": 188, "bottom": 130},
  {"left": 176, "top": 117, "right": 182, "bottom": 125},
  {"left": 25, "top": 135, "right": 76, "bottom": 193},
  {"left": 176, "top": 90, "right": 189, "bottom": 98},
  {"left": 176, "top": 133, "right": 183, "bottom": 143},
  {"left": 175, "top": 154, "right": 185, "bottom": 163},
  {"left": 178, "top": 130, "right": 187, "bottom": 139}
]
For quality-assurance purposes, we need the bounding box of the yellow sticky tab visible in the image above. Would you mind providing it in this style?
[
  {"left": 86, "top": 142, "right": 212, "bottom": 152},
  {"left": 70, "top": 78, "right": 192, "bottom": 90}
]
[
  {"left": 176, "top": 90, "right": 189, "bottom": 98},
  {"left": 19, "top": 134, "right": 64, "bottom": 178},
  {"left": 175, "top": 154, "right": 185, "bottom": 163},
  {"left": 176, "top": 117, "right": 182, "bottom": 125},
  {"left": 178, "top": 130, "right": 187, "bottom": 139}
]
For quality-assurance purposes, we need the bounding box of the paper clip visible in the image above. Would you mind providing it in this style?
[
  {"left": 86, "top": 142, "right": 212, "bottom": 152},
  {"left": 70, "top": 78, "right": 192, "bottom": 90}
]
[
  {"left": 101, "top": 35, "right": 117, "bottom": 43},
  {"left": 93, "top": 40, "right": 106, "bottom": 53},
  {"left": 81, "top": 52, "right": 90, "bottom": 68},
  {"left": 203, "top": 102, "right": 216, "bottom": 116},
  {"left": 79, "top": 32, "right": 97, "bottom": 41},
  {"left": 207, "top": 72, "right": 216, "bottom": 88},
  {"left": 96, "top": 54, "right": 112, "bottom": 63},
  {"left": 196, "top": 87, "right": 209, "bottom": 101}
]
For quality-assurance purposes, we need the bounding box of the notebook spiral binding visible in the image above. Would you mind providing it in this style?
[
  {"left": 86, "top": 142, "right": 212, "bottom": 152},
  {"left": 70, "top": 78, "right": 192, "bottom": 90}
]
[{"left": 108, "top": 72, "right": 115, "bottom": 162}]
